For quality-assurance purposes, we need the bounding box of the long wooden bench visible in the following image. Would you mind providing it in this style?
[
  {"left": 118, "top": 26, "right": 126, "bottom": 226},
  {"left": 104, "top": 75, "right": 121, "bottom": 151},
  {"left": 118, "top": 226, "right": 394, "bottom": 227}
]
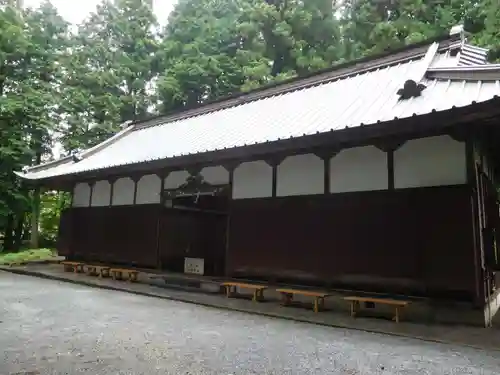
[
  {"left": 344, "top": 296, "right": 411, "bottom": 323},
  {"left": 276, "top": 288, "right": 330, "bottom": 313},
  {"left": 61, "top": 261, "right": 85, "bottom": 273},
  {"left": 110, "top": 268, "right": 139, "bottom": 282},
  {"left": 221, "top": 282, "right": 268, "bottom": 302}
]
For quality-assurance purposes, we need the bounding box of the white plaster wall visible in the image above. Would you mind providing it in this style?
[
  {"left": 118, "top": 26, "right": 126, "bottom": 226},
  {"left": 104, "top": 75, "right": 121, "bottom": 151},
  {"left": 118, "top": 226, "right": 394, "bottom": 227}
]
[
  {"left": 91, "top": 180, "right": 111, "bottom": 207},
  {"left": 394, "top": 135, "right": 466, "bottom": 189},
  {"left": 277, "top": 153, "right": 324, "bottom": 196},
  {"left": 165, "top": 170, "right": 190, "bottom": 189},
  {"left": 233, "top": 160, "right": 272, "bottom": 199},
  {"left": 72, "top": 183, "right": 90, "bottom": 207},
  {"left": 330, "top": 146, "right": 388, "bottom": 193},
  {"left": 201, "top": 166, "right": 229, "bottom": 185},
  {"left": 136, "top": 174, "right": 161, "bottom": 204},
  {"left": 112, "top": 177, "right": 135, "bottom": 206}
]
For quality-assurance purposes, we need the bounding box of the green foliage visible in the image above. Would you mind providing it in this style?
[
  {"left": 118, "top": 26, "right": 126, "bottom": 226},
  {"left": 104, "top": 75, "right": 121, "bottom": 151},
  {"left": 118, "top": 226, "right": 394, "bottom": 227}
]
[
  {"left": 39, "top": 191, "right": 70, "bottom": 243},
  {"left": 59, "top": 0, "right": 159, "bottom": 151},
  {"left": 0, "top": 248, "right": 56, "bottom": 265},
  {"left": 0, "top": 1, "right": 68, "bottom": 251},
  {"left": 1, "top": 0, "right": 500, "bottom": 252},
  {"left": 157, "top": 0, "right": 343, "bottom": 113}
]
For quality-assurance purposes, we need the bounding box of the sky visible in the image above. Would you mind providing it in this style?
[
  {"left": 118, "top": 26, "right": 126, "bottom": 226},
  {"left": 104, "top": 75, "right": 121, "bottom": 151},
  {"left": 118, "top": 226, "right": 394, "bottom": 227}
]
[{"left": 23, "top": 0, "right": 177, "bottom": 25}]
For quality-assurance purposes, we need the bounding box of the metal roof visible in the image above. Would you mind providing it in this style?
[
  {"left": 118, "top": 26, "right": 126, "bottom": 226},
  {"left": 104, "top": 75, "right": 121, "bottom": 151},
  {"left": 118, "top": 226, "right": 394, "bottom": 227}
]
[{"left": 18, "top": 37, "right": 500, "bottom": 181}]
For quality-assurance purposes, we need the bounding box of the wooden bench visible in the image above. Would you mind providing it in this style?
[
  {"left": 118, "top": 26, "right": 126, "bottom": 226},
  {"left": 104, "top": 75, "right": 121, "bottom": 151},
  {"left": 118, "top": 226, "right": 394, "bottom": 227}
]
[
  {"left": 61, "top": 261, "right": 85, "bottom": 273},
  {"left": 99, "top": 266, "right": 111, "bottom": 278},
  {"left": 110, "top": 268, "right": 139, "bottom": 282},
  {"left": 84, "top": 265, "right": 111, "bottom": 277},
  {"left": 85, "top": 265, "right": 99, "bottom": 276},
  {"left": 276, "top": 288, "right": 330, "bottom": 313},
  {"left": 221, "top": 282, "right": 268, "bottom": 302},
  {"left": 344, "top": 296, "right": 411, "bottom": 323}
]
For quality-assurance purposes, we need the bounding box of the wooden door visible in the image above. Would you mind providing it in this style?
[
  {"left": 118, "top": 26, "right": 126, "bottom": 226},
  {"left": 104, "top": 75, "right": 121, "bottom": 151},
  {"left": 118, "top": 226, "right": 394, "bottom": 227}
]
[{"left": 158, "top": 209, "right": 196, "bottom": 272}]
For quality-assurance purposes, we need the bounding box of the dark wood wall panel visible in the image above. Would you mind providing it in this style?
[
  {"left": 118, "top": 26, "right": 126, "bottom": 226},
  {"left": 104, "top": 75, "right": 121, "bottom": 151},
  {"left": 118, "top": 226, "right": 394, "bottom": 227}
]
[
  {"left": 64, "top": 205, "right": 160, "bottom": 268},
  {"left": 60, "top": 205, "right": 227, "bottom": 275},
  {"left": 56, "top": 209, "right": 73, "bottom": 257},
  {"left": 227, "top": 185, "right": 476, "bottom": 299}
]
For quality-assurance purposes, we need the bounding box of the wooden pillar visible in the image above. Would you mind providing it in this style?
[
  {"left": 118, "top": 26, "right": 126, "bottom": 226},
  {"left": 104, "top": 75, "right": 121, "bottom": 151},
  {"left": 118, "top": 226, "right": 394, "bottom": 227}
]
[
  {"left": 108, "top": 177, "right": 117, "bottom": 206},
  {"left": 155, "top": 170, "right": 170, "bottom": 270},
  {"left": 314, "top": 149, "right": 339, "bottom": 194},
  {"left": 373, "top": 139, "right": 405, "bottom": 191},
  {"left": 88, "top": 182, "right": 95, "bottom": 207},
  {"left": 223, "top": 162, "right": 239, "bottom": 277},
  {"left": 265, "top": 156, "right": 285, "bottom": 198},
  {"left": 450, "top": 127, "right": 486, "bottom": 309},
  {"left": 132, "top": 176, "right": 140, "bottom": 205}
]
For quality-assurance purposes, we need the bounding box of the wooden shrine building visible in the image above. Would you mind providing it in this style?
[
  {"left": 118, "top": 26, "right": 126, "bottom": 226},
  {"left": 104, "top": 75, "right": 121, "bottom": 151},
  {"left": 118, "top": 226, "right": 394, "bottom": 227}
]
[{"left": 17, "top": 27, "right": 500, "bottom": 325}]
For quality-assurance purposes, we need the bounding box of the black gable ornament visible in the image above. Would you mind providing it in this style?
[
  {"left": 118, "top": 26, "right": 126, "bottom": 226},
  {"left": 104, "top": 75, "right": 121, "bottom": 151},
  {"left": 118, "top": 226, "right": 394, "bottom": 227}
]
[{"left": 397, "top": 79, "right": 426, "bottom": 100}]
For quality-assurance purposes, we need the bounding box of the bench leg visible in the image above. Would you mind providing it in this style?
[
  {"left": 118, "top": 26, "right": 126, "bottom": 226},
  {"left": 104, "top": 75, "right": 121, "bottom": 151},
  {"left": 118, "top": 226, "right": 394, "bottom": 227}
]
[
  {"left": 253, "top": 289, "right": 264, "bottom": 302},
  {"left": 394, "top": 307, "right": 400, "bottom": 323},
  {"left": 313, "top": 298, "right": 319, "bottom": 313},
  {"left": 350, "top": 301, "right": 359, "bottom": 318},
  {"left": 259, "top": 289, "right": 265, "bottom": 301},
  {"left": 252, "top": 290, "right": 258, "bottom": 302},
  {"left": 225, "top": 286, "right": 231, "bottom": 298},
  {"left": 281, "top": 293, "right": 292, "bottom": 306}
]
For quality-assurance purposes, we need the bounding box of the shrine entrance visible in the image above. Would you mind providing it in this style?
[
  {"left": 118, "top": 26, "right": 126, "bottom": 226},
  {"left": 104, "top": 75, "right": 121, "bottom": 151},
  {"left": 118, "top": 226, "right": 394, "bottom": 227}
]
[{"left": 157, "top": 173, "right": 229, "bottom": 276}]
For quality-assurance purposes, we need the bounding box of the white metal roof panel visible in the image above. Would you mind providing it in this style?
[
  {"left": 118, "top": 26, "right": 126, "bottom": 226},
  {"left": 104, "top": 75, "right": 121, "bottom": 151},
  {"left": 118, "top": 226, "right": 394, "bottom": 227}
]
[{"left": 18, "top": 44, "right": 500, "bottom": 181}]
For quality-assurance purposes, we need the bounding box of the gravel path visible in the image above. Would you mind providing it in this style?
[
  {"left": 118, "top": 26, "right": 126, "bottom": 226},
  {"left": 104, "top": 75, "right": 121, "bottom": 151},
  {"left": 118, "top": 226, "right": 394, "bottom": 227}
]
[{"left": 0, "top": 272, "right": 499, "bottom": 375}]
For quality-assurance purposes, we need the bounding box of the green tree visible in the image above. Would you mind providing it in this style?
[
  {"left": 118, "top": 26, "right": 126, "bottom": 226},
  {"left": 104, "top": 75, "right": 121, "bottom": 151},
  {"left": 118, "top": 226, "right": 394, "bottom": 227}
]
[
  {"left": 60, "top": 0, "right": 159, "bottom": 152},
  {"left": 157, "top": 0, "right": 343, "bottom": 113},
  {"left": 339, "top": 0, "right": 492, "bottom": 60},
  {"left": 0, "top": 1, "right": 68, "bottom": 250}
]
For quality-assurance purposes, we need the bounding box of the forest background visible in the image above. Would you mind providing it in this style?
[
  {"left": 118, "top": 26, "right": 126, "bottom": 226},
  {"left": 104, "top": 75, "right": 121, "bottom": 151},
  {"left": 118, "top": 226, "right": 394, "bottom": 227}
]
[{"left": 1, "top": 0, "right": 499, "bottom": 251}]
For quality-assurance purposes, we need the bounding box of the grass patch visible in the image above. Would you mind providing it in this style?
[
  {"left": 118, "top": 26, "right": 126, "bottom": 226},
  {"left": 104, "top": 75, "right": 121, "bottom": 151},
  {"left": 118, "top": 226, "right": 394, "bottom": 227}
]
[{"left": 0, "top": 248, "right": 57, "bottom": 265}]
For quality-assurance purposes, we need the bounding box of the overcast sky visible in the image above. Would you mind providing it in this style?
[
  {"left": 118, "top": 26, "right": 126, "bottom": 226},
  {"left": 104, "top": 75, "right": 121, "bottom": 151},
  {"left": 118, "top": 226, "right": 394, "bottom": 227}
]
[{"left": 23, "top": 0, "right": 176, "bottom": 25}]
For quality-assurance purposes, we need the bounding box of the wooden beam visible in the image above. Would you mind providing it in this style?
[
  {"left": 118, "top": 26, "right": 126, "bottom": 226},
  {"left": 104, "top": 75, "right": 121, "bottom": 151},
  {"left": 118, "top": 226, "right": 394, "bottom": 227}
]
[
  {"left": 264, "top": 156, "right": 286, "bottom": 198},
  {"left": 313, "top": 149, "right": 339, "bottom": 195},
  {"left": 88, "top": 182, "right": 95, "bottom": 207},
  {"left": 387, "top": 150, "right": 395, "bottom": 190},
  {"left": 132, "top": 177, "right": 139, "bottom": 205},
  {"left": 108, "top": 177, "right": 117, "bottom": 206},
  {"left": 373, "top": 140, "right": 405, "bottom": 190}
]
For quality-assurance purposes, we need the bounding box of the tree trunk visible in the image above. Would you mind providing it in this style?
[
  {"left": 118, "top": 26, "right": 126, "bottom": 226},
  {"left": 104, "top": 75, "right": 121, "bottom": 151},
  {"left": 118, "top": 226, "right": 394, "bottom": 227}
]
[
  {"left": 29, "top": 185, "right": 41, "bottom": 249},
  {"left": 13, "top": 211, "right": 26, "bottom": 251},
  {"left": 3, "top": 213, "right": 15, "bottom": 251}
]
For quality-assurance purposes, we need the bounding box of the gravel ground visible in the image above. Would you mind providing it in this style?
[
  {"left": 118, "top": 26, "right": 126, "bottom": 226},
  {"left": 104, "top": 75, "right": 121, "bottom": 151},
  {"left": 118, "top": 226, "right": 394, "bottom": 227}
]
[{"left": 0, "top": 272, "right": 499, "bottom": 375}]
